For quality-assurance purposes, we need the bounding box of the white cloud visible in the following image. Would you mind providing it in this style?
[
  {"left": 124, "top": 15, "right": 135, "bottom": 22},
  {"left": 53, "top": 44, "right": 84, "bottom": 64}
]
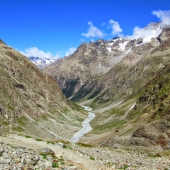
[
  {"left": 152, "top": 10, "right": 170, "bottom": 27},
  {"left": 125, "top": 10, "right": 170, "bottom": 42},
  {"left": 65, "top": 47, "right": 77, "bottom": 56},
  {"left": 127, "top": 24, "right": 162, "bottom": 43},
  {"left": 20, "top": 47, "right": 59, "bottom": 59},
  {"left": 82, "top": 21, "right": 105, "bottom": 38},
  {"left": 109, "top": 19, "right": 123, "bottom": 36}
]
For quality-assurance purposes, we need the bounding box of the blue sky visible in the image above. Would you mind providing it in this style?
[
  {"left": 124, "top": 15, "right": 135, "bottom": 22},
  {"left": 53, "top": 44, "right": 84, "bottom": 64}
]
[{"left": 0, "top": 0, "right": 170, "bottom": 58}]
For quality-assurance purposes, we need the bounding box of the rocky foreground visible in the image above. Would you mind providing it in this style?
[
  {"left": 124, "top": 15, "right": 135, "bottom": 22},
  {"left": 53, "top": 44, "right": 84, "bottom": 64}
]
[
  {"left": 0, "top": 134, "right": 170, "bottom": 169},
  {"left": 70, "top": 144, "right": 170, "bottom": 170},
  {"left": 0, "top": 142, "right": 83, "bottom": 170}
]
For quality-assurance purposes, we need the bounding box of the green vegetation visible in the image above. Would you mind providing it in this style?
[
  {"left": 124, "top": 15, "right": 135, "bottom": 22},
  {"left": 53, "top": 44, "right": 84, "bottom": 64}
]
[
  {"left": 90, "top": 156, "right": 95, "bottom": 160},
  {"left": 148, "top": 153, "right": 161, "bottom": 158},
  {"left": 17, "top": 116, "right": 28, "bottom": 126},
  {"left": 12, "top": 126, "right": 24, "bottom": 132},
  {"left": 69, "top": 100, "right": 84, "bottom": 111},
  {"left": 40, "top": 114, "right": 48, "bottom": 120},
  {"left": 40, "top": 153, "right": 48, "bottom": 159},
  {"left": 25, "top": 135, "right": 32, "bottom": 138},
  {"left": 0, "top": 120, "right": 9, "bottom": 126},
  {"left": 6, "top": 103, "right": 14, "bottom": 110},
  {"left": 35, "top": 138, "right": 43, "bottom": 141},
  {"left": 63, "top": 144, "right": 67, "bottom": 149},
  {"left": 123, "top": 164, "right": 128, "bottom": 169},
  {"left": 77, "top": 142, "right": 93, "bottom": 147},
  {"left": 52, "top": 161, "right": 59, "bottom": 168},
  {"left": 69, "top": 164, "right": 74, "bottom": 166},
  {"left": 46, "top": 141, "right": 55, "bottom": 144}
]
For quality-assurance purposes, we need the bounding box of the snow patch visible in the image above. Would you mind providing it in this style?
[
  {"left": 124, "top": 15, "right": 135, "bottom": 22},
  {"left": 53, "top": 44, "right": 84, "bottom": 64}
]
[
  {"left": 119, "top": 41, "right": 129, "bottom": 51},
  {"left": 106, "top": 47, "right": 112, "bottom": 52}
]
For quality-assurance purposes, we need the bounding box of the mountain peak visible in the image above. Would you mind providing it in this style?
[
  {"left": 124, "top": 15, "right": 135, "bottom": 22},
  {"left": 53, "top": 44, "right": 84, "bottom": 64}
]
[{"left": 27, "top": 55, "right": 57, "bottom": 68}]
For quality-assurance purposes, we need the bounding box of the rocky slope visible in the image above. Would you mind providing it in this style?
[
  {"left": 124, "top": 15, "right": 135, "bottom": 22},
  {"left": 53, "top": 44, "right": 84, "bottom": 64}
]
[{"left": 0, "top": 40, "right": 86, "bottom": 140}]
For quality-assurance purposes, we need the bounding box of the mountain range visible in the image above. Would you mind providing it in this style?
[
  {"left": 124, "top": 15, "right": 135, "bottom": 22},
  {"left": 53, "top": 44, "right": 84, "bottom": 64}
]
[
  {"left": 27, "top": 55, "right": 57, "bottom": 68},
  {"left": 43, "top": 23, "right": 170, "bottom": 149},
  {"left": 43, "top": 22, "right": 163, "bottom": 99}
]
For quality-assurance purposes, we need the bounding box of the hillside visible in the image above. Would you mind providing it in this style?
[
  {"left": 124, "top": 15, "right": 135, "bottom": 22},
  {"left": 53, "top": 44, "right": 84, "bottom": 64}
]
[{"left": 0, "top": 40, "right": 86, "bottom": 140}]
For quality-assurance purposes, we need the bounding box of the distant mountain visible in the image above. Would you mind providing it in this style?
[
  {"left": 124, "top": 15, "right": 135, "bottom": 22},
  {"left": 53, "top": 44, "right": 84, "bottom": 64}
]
[
  {"left": 28, "top": 56, "right": 57, "bottom": 68},
  {"left": 0, "top": 40, "right": 86, "bottom": 140}
]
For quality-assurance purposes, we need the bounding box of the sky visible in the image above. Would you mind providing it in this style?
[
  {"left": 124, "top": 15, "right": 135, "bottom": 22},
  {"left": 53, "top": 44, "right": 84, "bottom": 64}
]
[{"left": 0, "top": 0, "right": 170, "bottom": 59}]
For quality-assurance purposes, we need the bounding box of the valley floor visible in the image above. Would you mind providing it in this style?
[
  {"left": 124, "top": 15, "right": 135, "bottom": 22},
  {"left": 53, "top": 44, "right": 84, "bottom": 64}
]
[{"left": 0, "top": 134, "right": 170, "bottom": 169}]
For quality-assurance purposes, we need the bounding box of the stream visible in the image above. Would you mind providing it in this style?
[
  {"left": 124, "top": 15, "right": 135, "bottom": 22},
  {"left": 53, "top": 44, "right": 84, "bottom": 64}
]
[{"left": 70, "top": 106, "right": 95, "bottom": 143}]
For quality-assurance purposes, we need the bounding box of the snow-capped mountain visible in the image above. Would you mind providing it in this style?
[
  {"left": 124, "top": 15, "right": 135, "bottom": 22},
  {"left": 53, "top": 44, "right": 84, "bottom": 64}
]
[
  {"left": 28, "top": 56, "right": 57, "bottom": 68},
  {"left": 43, "top": 22, "right": 164, "bottom": 98}
]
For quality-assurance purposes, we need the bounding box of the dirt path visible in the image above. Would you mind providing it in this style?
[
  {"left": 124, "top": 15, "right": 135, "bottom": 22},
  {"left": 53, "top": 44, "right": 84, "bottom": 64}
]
[{"left": 0, "top": 134, "right": 100, "bottom": 170}]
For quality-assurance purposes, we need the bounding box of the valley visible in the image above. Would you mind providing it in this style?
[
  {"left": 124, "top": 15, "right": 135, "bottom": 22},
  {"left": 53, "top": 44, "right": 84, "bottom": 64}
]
[
  {"left": 0, "top": 24, "right": 170, "bottom": 169},
  {"left": 43, "top": 27, "right": 170, "bottom": 152}
]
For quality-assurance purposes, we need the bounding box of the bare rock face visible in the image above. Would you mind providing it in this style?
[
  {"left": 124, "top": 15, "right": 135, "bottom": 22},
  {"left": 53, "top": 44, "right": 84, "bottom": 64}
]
[{"left": 0, "top": 41, "right": 85, "bottom": 140}]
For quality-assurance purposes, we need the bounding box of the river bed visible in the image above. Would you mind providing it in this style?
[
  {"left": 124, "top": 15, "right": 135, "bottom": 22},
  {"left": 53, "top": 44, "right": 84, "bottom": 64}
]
[{"left": 70, "top": 106, "right": 95, "bottom": 143}]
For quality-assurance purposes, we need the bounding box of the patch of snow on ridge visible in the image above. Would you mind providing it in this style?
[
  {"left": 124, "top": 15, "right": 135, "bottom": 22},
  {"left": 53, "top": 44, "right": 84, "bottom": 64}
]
[
  {"left": 119, "top": 41, "right": 129, "bottom": 51},
  {"left": 108, "top": 42, "right": 114, "bottom": 46},
  {"left": 106, "top": 47, "right": 112, "bottom": 52},
  {"left": 128, "top": 23, "right": 162, "bottom": 44},
  {"left": 142, "top": 28, "right": 162, "bottom": 43},
  {"left": 28, "top": 56, "right": 57, "bottom": 68}
]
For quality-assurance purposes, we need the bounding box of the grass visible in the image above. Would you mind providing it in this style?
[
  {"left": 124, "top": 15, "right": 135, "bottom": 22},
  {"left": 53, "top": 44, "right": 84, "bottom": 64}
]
[
  {"left": 6, "top": 103, "right": 14, "bottom": 110},
  {"left": 12, "top": 126, "right": 24, "bottom": 132},
  {"left": 148, "top": 153, "right": 161, "bottom": 158},
  {"left": 77, "top": 142, "right": 93, "bottom": 147},
  {"left": 40, "top": 153, "right": 48, "bottom": 159},
  {"left": 25, "top": 135, "right": 32, "bottom": 138},
  {"left": 47, "top": 141, "right": 55, "bottom": 144},
  {"left": 0, "top": 120, "right": 9, "bottom": 126},
  {"left": 90, "top": 156, "right": 95, "bottom": 160},
  {"left": 123, "top": 164, "right": 128, "bottom": 169},
  {"left": 52, "top": 162, "right": 59, "bottom": 168},
  {"left": 35, "top": 138, "right": 43, "bottom": 141},
  {"left": 17, "top": 116, "right": 28, "bottom": 126},
  {"left": 69, "top": 100, "right": 84, "bottom": 112}
]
